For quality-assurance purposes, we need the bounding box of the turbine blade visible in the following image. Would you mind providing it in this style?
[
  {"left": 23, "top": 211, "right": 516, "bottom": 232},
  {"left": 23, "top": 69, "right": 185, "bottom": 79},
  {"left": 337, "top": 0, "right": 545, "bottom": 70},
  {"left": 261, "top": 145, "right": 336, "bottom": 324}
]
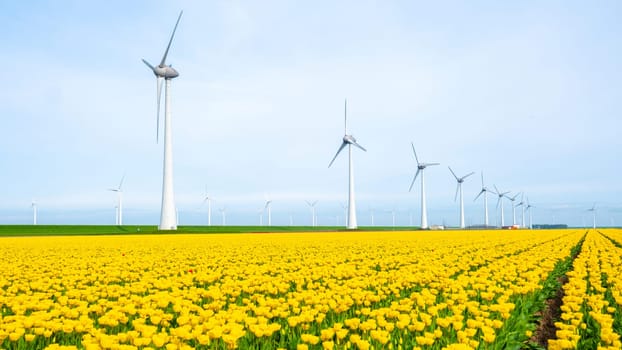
[
  {"left": 156, "top": 77, "right": 163, "bottom": 143},
  {"left": 328, "top": 142, "right": 347, "bottom": 168},
  {"left": 118, "top": 174, "right": 126, "bottom": 190},
  {"left": 142, "top": 59, "right": 155, "bottom": 71},
  {"left": 474, "top": 189, "right": 485, "bottom": 201},
  {"left": 409, "top": 169, "right": 421, "bottom": 192},
  {"left": 454, "top": 183, "right": 459, "bottom": 202},
  {"left": 481, "top": 171, "right": 485, "bottom": 187},
  {"left": 426, "top": 163, "right": 440, "bottom": 166},
  {"left": 344, "top": 98, "right": 347, "bottom": 135},
  {"left": 462, "top": 172, "right": 475, "bottom": 180},
  {"left": 160, "top": 10, "right": 183, "bottom": 66},
  {"left": 410, "top": 142, "right": 420, "bottom": 165},
  {"left": 494, "top": 185, "right": 500, "bottom": 194},
  {"left": 448, "top": 166, "right": 458, "bottom": 181},
  {"left": 352, "top": 141, "right": 367, "bottom": 152}
]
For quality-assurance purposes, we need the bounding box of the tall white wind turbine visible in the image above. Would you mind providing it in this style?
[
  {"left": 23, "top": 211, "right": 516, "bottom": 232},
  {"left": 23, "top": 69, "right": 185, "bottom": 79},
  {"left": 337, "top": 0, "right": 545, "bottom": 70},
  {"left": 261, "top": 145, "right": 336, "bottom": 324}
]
[
  {"left": 474, "top": 172, "right": 490, "bottom": 227},
  {"left": 306, "top": 200, "right": 318, "bottom": 227},
  {"left": 587, "top": 203, "right": 597, "bottom": 229},
  {"left": 491, "top": 185, "right": 510, "bottom": 227},
  {"left": 202, "top": 187, "right": 212, "bottom": 226},
  {"left": 142, "top": 11, "right": 183, "bottom": 230},
  {"left": 108, "top": 175, "right": 125, "bottom": 225},
  {"left": 219, "top": 207, "right": 226, "bottom": 226},
  {"left": 508, "top": 193, "right": 520, "bottom": 226},
  {"left": 448, "top": 167, "right": 474, "bottom": 229},
  {"left": 525, "top": 198, "right": 534, "bottom": 229},
  {"left": 409, "top": 143, "right": 439, "bottom": 229},
  {"left": 328, "top": 99, "right": 367, "bottom": 229},
  {"left": 264, "top": 198, "right": 273, "bottom": 226},
  {"left": 515, "top": 193, "right": 526, "bottom": 228},
  {"left": 31, "top": 201, "right": 37, "bottom": 225}
]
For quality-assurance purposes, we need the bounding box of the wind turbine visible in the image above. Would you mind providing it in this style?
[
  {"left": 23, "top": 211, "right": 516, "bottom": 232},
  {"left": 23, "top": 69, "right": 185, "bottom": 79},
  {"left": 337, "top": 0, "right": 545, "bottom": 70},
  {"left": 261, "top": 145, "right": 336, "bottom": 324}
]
[
  {"left": 491, "top": 185, "right": 510, "bottom": 227},
  {"left": 508, "top": 193, "right": 520, "bottom": 226},
  {"left": 108, "top": 175, "right": 125, "bottom": 225},
  {"left": 340, "top": 202, "right": 348, "bottom": 226},
  {"left": 264, "top": 197, "right": 273, "bottom": 226},
  {"left": 370, "top": 207, "right": 375, "bottom": 226},
  {"left": 587, "top": 203, "right": 596, "bottom": 229},
  {"left": 219, "top": 207, "right": 226, "bottom": 226},
  {"left": 31, "top": 200, "right": 37, "bottom": 225},
  {"left": 448, "top": 167, "right": 474, "bottom": 229},
  {"left": 525, "top": 198, "right": 534, "bottom": 229},
  {"left": 474, "top": 172, "right": 490, "bottom": 227},
  {"left": 142, "top": 11, "right": 183, "bottom": 230},
  {"left": 258, "top": 207, "right": 264, "bottom": 226},
  {"left": 201, "top": 187, "right": 212, "bottom": 226},
  {"left": 409, "top": 143, "right": 439, "bottom": 229},
  {"left": 515, "top": 193, "right": 526, "bottom": 228},
  {"left": 305, "top": 200, "right": 318, "bottom": 227},
  {"left": 328, "top": 99, "right": 367, "bottom": 229}
]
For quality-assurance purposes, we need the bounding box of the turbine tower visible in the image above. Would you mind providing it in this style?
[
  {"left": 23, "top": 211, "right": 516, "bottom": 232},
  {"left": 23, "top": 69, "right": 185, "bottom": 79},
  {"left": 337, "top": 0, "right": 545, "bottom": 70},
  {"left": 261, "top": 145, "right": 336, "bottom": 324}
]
[
  {"left": 219, "top": 207, "right": 226, "bottom": 226},
  {"left": 328, "top": 99, "right": 367, "bottom": 229},
  {"left": 142, "top": 11, "right": 183, "bottom": 230},
  {"left": 409, "top": 143, "right": 439, "bottom": 229},
  {"left": 108, "top": 174, "right": 125, "bottom": 225},
  {"left": 588, "top": 203, "right": 596, "bottom": 229},
  {"left": 448, "top": 167, "right": 474, "bottom": 229},
  {"left": 264, "top": 198, "right": 272, "bottom": 226},
  {"left": 306, "top": 200, "right": 318, "bottom": 227},
  {"left": 515, "top": 193, "right": 525, "bottom": 228},
  {"left": 474, "top": 172, "right": 490, "bottom": 227},
  {"left": 202, "top": 187, "right": 212, "bottom": 226},
  {"left": 508, "top": 193, "right": 520, "bottom": 226},
  {"left": 31, "top": 201, "right": 37, "bottom": 225},
  {"left": 491, "top": 185, "right": 510, "bottom": 227},
  {"left": 525, "top": 198, "right": 534, "bottom": 229}
]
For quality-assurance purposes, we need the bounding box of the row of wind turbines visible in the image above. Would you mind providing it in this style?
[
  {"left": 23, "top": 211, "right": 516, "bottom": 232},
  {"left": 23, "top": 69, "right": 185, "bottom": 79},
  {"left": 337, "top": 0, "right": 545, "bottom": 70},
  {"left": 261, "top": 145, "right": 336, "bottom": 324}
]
[{"left": 93, "top": 11, "right": 598, "bottom": 231}]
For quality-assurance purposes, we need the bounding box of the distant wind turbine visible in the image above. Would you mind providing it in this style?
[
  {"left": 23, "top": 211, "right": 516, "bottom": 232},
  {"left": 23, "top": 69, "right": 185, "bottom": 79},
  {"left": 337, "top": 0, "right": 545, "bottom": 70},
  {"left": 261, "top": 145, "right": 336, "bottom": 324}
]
[
  {"left": 474, "top": 172, "right": 490, "bottom": 226},
  {"left": 219, "top": 207, "right": 226, "bottom": 226},
  {"left": 491, "top": 185, "right": 510, "bottom": 227},
  {"left": 515, "top": 193, "right": 525, "bottom": 228},
  {"left": 264, "top": 197, "right": 273, "bottom": 226},
  {"left": 409, "top": 143, "right": 439, "bottom": 229},
  {"left": 340, "top": 202, "right": 348, "bottom": 226},
  {"left": 305, "top": 200, "right": 318, "bottom": 227},
  {"left": 448, "top": 167, "right": 474, "bottom": 229},
  {"left": 31, "top": 200, "right": 37, "bottom": 225},
  {"left": 587, "top": 203, "right": 596, "bottom": 229},
  {"left": 328, "top": 99, "right": 367, "bottom": 229},
  {"left": 202, "top": 187, "right": 212, "bottom": 226},
  {"left": 258, "top": 207, "right": 264, "bottom": 226},
  {"left": 508, "top": 193, "right": 520, "bottom": 226},
  {"left": 142, "top": 11, "right": 183, "bottom": 230},
  {"left": 108, "top": 174, "right": 125, "bottom": 225},
  {"left": 525, "top": 198, "right": 534, "bottom": 229}
]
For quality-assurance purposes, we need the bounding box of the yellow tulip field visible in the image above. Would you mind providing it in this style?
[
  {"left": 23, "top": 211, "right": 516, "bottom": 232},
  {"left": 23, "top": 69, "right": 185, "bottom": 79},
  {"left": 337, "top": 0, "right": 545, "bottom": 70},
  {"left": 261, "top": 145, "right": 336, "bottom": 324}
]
[{"left": 1, "top": 229, "right": 621, "bottom": 349}]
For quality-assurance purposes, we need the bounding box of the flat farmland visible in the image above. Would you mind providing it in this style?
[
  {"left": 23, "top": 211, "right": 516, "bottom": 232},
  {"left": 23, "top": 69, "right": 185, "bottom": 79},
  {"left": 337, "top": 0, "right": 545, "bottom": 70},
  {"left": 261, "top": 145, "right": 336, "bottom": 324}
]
[{"left": 1, "top": 229, "right": 621, "bottom": 349}]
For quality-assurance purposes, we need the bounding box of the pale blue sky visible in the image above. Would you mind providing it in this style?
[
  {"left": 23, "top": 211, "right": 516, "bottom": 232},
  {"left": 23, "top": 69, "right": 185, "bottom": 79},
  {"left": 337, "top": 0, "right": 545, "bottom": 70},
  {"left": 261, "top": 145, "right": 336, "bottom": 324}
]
[{"left": 1, "top": 1, "right": 621, "bottom": 227}]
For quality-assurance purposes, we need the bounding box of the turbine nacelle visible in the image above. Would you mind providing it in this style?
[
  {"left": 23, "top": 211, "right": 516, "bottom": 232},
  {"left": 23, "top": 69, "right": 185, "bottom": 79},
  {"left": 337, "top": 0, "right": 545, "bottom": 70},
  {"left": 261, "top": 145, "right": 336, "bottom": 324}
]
[{"left": 154, "top": 65, "right": 179, "bottom": 79}]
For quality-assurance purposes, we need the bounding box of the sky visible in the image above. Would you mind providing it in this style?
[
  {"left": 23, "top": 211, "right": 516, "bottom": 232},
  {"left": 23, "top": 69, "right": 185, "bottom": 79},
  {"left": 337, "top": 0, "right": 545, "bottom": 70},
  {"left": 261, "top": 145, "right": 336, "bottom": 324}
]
[{"left": 1, "top": 0, "right": 621, "bottom": 227}]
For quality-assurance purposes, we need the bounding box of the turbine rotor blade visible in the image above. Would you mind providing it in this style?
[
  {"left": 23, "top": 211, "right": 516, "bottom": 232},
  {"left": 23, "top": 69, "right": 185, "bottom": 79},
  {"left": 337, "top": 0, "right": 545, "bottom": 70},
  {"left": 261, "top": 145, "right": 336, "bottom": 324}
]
[
  {"left": 156, "top": 77, "right": 163, "bottom": 143},
  {"left": 410, "top": 142, "right": 420, "bottom": 165},
  {"left": 409, "top": 169, "right": 421, "bottom": 192},
  {"left": 462, "top": 172, "right": 475, "bottom": 180},
  {"left": 344, "top": 99, "right": 347, "bottom": 135},
  {"left": 328, "top": 142, "right": 347, "bottom": 168},
  {"left": 118, "top": 174, "right": 125, "bottom": 190},
  {"left": 448, "top": 166, "right": 458, "bottom": 181},
  {"left": 160, "top": 11, "right": 183, "bottom": 66},
  {"left": 142, "top": 59, "right": 155, "bottom": 71},
  {"left": 352, "top": 141, "right": 367, "bottom": 152},
  {"left": 474, "top": 189, "right": 485, "bottom": 201},
  {"left": 454, "top": 183, "right": 459, "bottom": 202},
  {"left": 481, "top": 171, "right": 485, "bottom": 187}
]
